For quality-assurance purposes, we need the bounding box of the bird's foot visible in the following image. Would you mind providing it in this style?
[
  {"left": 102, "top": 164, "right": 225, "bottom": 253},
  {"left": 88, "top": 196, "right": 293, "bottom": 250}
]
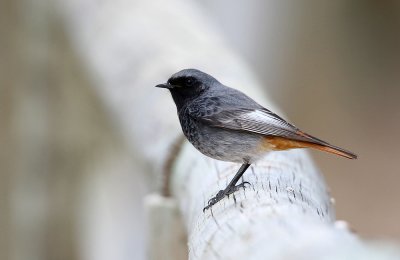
[{"left": 203, "top": 181, "right": 251, "bottom": 212}]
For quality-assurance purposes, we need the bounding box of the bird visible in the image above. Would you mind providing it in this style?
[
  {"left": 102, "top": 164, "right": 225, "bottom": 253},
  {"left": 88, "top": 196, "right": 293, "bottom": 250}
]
[{"left": 155, "top": 68, "right": 357, "bottom": 211}]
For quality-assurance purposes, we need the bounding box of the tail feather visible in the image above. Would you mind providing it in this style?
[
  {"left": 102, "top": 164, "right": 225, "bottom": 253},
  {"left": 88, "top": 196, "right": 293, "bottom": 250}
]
[
  {"left": 263, "top": 135, "right": 358, "bottom": 159},
  {"left": 303, "top": 142, "right": 357, "bottom": 159},
  {"left": 297, "top": 131, "right": 357, "bottom": 159}
]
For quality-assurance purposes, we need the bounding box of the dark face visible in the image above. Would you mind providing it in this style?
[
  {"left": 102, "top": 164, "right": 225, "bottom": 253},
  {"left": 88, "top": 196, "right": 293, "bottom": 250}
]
[
  {"left": 167, "top": 75, "right": 206, "bottom": 110},
  {"left": 156, "top": 71, "right": 211, "bottom": 110}
]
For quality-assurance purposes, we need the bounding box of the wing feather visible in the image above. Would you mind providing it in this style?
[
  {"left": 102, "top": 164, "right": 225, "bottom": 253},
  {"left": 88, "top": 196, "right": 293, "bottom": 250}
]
[{"left": 197, "top": 107, "right": 308, "bottom": 141}]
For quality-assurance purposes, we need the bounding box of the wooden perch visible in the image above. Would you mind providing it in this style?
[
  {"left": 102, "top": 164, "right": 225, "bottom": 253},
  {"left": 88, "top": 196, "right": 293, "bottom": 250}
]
[
  {"left": 56, "top": 0, "right": 400, "bottom": 259},
  {"left": 173, "top": 145, "right": 348, "bottom": 259}
]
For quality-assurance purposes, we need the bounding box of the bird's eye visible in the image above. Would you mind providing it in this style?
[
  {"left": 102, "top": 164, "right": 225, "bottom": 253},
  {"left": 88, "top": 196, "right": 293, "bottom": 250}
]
[{"left": 185, "top": 78, "right": 194, "bottom": 86}]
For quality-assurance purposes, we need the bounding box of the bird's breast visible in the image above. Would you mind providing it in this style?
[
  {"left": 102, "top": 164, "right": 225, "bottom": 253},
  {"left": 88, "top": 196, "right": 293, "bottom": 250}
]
[{"left": 179, "top": 120, "right": 267, "bottom": 163}]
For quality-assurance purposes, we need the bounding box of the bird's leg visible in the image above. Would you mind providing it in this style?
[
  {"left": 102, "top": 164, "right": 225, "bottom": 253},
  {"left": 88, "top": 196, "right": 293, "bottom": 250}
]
[{"left": 203, "top": 163, "right": 251, "bottom": 212}]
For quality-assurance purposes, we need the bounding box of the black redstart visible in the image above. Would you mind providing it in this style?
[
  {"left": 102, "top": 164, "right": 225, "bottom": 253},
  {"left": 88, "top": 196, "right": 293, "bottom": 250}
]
[{"left": 156, "top": 69, "right": 357, "bottom": 211}]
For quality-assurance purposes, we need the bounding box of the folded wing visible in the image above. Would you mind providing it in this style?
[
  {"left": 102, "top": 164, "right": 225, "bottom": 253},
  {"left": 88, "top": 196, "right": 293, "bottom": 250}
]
[{"left": 197, "top": 107, "right": 357, "bottom": 159}]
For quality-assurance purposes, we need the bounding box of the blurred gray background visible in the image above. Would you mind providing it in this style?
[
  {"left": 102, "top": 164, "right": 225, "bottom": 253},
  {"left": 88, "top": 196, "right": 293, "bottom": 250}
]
[
  {"left": 1, "top": 0, "right": 400, "bottom": 259},
  {"left": 201, "top": 0, "right": 400, "bottom": 240}
]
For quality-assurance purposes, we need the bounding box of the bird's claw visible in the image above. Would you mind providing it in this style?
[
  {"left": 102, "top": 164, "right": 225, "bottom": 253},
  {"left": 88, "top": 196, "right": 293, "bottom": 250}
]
[{"left": 203, "top": 181, "right": 251, "bottom": 212}]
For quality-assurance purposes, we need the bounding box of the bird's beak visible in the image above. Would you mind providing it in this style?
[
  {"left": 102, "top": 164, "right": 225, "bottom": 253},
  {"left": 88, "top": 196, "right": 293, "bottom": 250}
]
[{"left": 155, "top": 83, "right": 173, "bottom": 89}]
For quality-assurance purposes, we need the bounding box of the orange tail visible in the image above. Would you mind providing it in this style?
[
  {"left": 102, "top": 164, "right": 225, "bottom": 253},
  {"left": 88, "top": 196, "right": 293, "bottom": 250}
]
[
  {"left": 302, "top": 142, "right": 357, "bottom": 159},
  {"left": 297, "top": 131, "right": 357, "bottom": 159},
  {"left": 263, "top": 135, "right": 357, "bottom": 159}
]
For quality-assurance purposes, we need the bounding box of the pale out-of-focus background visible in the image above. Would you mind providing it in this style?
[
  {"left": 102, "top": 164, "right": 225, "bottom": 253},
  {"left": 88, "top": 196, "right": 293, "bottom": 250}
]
[
  {"left": 1, "top": 0, "right": 400, "bottom": 260},
  {"left": 201, "top": 0, "right": 400, "bottom": 240}
]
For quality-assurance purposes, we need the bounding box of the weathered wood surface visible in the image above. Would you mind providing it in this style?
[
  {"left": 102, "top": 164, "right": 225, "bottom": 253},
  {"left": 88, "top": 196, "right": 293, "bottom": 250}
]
[
  {"left": 56, "top": 0, "right": 400, "bottom": 259},
  {"left": 172, "top": 144, "right": 400, "bottom": 259}
]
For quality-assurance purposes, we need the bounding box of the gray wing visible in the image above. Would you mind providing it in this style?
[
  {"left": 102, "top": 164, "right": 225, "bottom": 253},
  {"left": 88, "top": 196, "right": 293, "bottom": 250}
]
[
  {"left": 187, "top": 85, "right": 320, "bottom": 143},
  {"left": 187, "top": 96, "right": 357, "bottom": 159},
  {"left": 196, "top": 107, "right": 313, "bottom": 142}
]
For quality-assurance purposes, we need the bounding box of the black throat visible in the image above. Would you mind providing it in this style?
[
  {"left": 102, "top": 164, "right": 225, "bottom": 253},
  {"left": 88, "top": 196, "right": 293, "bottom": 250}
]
[{"left": 169, "top": 88, "right": 201, "bottom": 111}]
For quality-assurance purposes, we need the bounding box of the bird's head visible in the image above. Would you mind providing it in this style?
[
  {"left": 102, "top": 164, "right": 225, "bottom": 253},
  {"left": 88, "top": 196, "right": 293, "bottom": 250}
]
[{"left": 155, "top": 69, "right": 218, "bottom": 108}]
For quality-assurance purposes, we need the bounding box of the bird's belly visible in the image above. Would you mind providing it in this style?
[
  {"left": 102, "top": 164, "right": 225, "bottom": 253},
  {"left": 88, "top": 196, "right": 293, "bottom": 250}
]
[{"left": 185, "top": 124, "right": 266, "bottom": 163}]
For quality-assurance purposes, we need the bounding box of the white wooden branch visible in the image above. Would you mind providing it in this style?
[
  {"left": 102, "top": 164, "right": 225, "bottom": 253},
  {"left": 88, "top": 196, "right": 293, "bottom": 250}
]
[
  {"left": 173, "top": 145, "right": 357, "bottom": 259},
  {"left": 56, "top": 0, "right": 400, "bottom": 259}
]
